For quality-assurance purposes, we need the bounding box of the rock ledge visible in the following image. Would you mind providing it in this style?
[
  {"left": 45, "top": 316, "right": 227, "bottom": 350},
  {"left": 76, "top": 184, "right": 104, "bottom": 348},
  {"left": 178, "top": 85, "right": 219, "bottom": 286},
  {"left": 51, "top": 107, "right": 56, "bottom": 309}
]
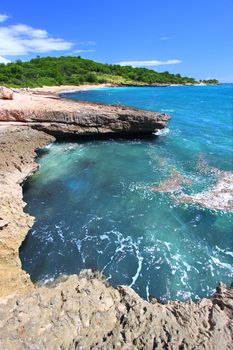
[{"left": 0, "top": 89, "right": 170, "bottom": 137}]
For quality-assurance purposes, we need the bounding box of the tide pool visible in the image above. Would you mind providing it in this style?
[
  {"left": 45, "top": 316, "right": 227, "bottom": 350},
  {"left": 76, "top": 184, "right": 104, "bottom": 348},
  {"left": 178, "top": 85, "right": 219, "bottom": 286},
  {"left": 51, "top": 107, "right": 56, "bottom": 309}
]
[{"left": 20, "top": 85, "right": 233, "bottom": 301}]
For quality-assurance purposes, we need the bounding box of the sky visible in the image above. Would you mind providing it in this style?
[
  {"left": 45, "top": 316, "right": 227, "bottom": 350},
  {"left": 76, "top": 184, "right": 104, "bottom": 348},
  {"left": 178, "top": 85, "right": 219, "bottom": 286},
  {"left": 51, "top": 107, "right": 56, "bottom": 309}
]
[{"left": 0, "top": 0, "right": 232, "bottom": 82}]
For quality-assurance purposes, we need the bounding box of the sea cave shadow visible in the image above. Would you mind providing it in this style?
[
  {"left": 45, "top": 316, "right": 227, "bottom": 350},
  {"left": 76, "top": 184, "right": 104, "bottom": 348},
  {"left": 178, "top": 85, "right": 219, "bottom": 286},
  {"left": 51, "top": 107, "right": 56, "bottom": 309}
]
[{"left": 36, "top": 133, "right": 160, "bottom": 158}]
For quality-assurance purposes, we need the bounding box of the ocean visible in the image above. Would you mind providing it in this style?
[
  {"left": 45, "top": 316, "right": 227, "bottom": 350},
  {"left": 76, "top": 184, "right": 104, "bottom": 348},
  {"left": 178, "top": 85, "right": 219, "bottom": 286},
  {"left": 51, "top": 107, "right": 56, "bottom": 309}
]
[{"left": 20, "top": 85, "right": 233, "bottom": 301}]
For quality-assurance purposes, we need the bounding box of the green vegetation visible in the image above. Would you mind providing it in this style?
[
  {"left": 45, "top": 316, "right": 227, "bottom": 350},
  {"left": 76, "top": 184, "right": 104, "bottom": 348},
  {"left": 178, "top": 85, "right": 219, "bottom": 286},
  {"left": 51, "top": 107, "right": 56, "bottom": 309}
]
[
  {"left": 0, "top": 56, "right": 219, "bottom": 88},
  {"left": 199, "top": 79, "right": 219, "bottom": 84}
]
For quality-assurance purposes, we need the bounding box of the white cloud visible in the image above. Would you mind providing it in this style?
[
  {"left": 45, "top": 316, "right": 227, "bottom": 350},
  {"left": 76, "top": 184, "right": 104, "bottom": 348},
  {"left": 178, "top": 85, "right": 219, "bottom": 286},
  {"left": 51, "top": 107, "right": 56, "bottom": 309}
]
[
  {"left": 117, "top": 59, "right": 182, "bottom": 67},
  {"left": 76, "top": 41, "right": 97, "bottom": 46},
  {"left": 0, "top": 23, "right": 74, "bottom": 55},
  {"left": 159, "top": 37, "right": 172, "bottom": 41},
  {"left": 11, "top": 24, "right": 48, "bottom": 38},
  {"left": 0, "top": 55, "right": 10, "bottom": 64},
  {"left": 74, "top": 49, "right": 95, "bottom": 53},
  {"left": 0, "top": 14, "right": 9, "bottom": 23}
]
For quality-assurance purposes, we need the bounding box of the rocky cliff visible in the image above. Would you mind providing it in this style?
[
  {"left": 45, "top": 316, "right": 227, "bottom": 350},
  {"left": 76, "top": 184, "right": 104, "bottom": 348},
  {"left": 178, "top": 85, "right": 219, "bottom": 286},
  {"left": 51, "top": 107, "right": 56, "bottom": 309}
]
[
  {"left": 1, "top": 271, "right": 233, "bottom": 350},
  {"left": 0, "top": 90, "right": 169, "bottom": 137},
  {"left": 0, "top": 126, "right": 55, "bottom": 298}
]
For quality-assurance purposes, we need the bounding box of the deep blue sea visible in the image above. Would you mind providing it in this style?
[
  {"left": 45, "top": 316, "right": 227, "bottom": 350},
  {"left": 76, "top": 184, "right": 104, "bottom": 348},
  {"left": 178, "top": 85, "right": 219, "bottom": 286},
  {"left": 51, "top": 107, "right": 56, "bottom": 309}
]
[{"left": 20, "top": 85, "right": 233, "bottom": 301}]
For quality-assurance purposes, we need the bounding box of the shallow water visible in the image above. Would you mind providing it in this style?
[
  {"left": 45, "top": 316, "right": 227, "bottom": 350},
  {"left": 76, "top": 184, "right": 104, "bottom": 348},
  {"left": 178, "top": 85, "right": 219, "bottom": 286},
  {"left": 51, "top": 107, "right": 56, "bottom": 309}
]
[{"left": 20, "top": 85, "right": 233, "bottom": 301}]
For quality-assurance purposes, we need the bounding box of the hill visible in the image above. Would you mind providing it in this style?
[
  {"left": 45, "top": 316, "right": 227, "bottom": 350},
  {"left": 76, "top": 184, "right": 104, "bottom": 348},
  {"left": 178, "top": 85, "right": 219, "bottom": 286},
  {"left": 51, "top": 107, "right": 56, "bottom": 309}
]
[{"left": 0, "top": 56, "right": 219, "bottom": 88}]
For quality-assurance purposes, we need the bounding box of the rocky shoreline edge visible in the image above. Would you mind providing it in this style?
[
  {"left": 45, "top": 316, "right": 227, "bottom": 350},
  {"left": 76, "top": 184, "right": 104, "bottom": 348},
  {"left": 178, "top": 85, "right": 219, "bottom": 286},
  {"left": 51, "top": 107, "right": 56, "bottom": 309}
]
[
  {"left": 0, "top": 88, "right": 233, "bottom": 349},
  {"left": 0, "top": 86, "right": 170, "bottom": 137}
]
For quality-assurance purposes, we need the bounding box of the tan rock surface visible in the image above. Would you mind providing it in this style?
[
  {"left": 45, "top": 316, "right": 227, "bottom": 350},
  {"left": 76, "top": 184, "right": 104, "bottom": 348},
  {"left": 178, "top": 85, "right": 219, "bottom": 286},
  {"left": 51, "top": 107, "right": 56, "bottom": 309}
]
[
  {"left": 0, "top": 86, "right": 14, "bottom": 100},
  {"left": 0, "top": 89, "right": 170, "bottom": 136},
  {"left": 0, "top": 271, "right": 232, "bottom": 350},
  {"left": 0, "top": 126, "right": 55, "bottom": 298}
]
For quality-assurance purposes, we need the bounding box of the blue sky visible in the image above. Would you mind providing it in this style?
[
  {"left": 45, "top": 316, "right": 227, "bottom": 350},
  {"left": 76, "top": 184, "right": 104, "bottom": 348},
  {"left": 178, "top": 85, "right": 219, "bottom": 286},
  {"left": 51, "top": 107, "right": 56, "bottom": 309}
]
[{"left": 0, "top": 0, "right": 232, "bottom": 82}]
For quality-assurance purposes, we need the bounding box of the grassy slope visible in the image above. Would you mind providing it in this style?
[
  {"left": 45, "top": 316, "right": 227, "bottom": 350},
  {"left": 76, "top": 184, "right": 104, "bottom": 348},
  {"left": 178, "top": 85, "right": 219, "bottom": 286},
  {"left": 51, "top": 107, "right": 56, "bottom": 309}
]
[{"left": 0, "top": 56, "right": 219, "bottom": 88}]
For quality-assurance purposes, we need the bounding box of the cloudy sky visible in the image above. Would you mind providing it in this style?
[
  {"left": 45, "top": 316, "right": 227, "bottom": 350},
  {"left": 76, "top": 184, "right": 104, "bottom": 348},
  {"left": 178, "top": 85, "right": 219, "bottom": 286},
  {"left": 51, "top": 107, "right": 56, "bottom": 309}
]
[{"left": 0, "top": 0, "right": 232, "bottom": 82}]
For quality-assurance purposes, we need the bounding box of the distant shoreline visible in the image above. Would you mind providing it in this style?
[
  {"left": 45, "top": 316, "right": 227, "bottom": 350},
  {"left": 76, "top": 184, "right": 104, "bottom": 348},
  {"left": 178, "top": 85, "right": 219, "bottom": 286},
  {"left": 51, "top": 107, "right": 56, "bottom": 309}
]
[
  {"left": 24, "top": 83, "right": 113, "bottom": 95},
  {"left": 15, "top": 81, "right": 219, "bottom": 96},
  {"left": 1, "top": 56, "right": 220, "bottom": 89}
]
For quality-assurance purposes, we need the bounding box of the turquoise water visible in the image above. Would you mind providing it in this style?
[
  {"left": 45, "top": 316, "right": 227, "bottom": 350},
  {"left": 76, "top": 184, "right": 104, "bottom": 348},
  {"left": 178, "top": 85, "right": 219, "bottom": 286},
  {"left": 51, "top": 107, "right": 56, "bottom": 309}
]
[{"left": 20, "top": 85, "right": 233, "bottom": 301}]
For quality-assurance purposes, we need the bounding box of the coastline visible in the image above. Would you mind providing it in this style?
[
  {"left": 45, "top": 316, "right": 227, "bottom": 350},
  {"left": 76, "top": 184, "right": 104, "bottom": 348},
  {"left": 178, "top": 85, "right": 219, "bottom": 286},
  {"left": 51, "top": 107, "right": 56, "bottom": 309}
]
[
  {"left": 0, "top": 86, "right": 170, "bottom": 299},
  {"left": 0, "top": 126, "right": 55, "bottom": 299},
  {"left": 0, "top": 87, "right": 170, "bottom": 137},
  {"left": 0, "top": 86, "right": 232, "bottom": 349},
  {"left": 26, "top": 83, "right": 114, "bottom": 95},
  {"left": 15, "top": 81, "right": 216, "bottom": 96},
  {"left": 0, "top": 125, "right": 233, "bottom": 349}
]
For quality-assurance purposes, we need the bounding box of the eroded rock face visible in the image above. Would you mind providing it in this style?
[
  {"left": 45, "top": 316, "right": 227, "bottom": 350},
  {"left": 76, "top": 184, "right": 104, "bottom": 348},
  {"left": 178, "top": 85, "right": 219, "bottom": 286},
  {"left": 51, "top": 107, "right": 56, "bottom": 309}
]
[
  {"left": 0, "top": 272, "right": 232, "bottom": 350},
  {"left": 0, "top": 126, "right": 55, "bottom": 298},
  {"left": 0, "top": 86, "right": 13, "bottom": 100},
  {"left": 0, "top": 90, "right": 170, "bottom": 136}
]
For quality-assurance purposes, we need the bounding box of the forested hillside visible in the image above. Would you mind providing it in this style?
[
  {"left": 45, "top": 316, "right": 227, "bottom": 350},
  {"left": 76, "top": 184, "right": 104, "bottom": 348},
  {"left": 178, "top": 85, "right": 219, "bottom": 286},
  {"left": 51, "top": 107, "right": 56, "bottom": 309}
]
[{"left": 0, "top": 56, "right": 219, "bottom": 87}]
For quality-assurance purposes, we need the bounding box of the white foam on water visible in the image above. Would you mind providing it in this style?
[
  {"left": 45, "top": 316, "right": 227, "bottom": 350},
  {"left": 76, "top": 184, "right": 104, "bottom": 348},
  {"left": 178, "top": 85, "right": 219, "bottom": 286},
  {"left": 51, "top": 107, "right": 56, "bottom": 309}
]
[
  {"left": 129, "top": 247, "right": 143, "bottom": 288},
  {"left": 153, "top": 128, "right": 170, "bottom": 136},
  {"left": 206, "top": 262, "right": 215, "bottom": 277},
  {"left": 74, "top": 239, "right": 82, "bottom": 251},
  {"left": 146, "top": 283, "right": 150, "bottom": 300},
  {"left": 177, "top": 290, "right": 192, "bottom": 299},
  {"left": 47, "top": 235, "right": 54, "bottom": 243},
  {"left": 211, "top": 257, "right": 233, "bottom": 274},
  {"left": 100, "top": 230, "right": 122, "bottom": 274},
  {"left": 44, "top": 143, "right": 53, "bottom": 149},
  {"left": 99, "top": 234, "right": 109, "bottom": 241},
  {"left": 55, "top": 224, "right": 65, "bottom": 243},
  {"left": 178, "top": 170, "right": 233, "bottom": 212},
  {"left": 38, "top": 275, "right": 56, "bottom": 286},
  {"left": 215, "top": 245, "right": 233, "bottom": 258}
]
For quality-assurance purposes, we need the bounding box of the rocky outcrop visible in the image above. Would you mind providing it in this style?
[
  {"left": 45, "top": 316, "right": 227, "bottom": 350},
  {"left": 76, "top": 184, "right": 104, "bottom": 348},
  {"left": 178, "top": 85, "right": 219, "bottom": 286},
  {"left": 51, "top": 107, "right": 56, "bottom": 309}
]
[
  {"left": 0, "top": 271, "right": 233, "bottom": 350},
  {"left": 0, "top": 86, "right": 14, "bottom": 100},
  {"left": 0, "top": 126, "right": 55, "bottom": 298},
  {"left": 0, "top": 90, "right": 170, "bottom": 136}
]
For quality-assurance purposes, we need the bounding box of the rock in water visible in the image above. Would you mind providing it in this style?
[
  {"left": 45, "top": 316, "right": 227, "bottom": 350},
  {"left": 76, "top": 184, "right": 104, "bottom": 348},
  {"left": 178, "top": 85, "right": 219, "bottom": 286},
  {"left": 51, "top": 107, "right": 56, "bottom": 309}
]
[{"left": 0, "top": 86, "right": 14, "bottom": 100}]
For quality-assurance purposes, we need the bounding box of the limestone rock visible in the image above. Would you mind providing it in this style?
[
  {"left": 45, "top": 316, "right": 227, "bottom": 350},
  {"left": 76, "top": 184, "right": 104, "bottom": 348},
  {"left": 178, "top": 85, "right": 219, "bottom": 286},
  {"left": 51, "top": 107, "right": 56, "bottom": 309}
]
[
  {"left": 0, "top": 218, "right": 8, "bottom": 229},
  {"left": 0, "top": 125, "right": 55, "bottom": 298},
  {"left": 0, "top": 273, "right": 232, "bottom": 350},
  {"left": 0, "top": 86, "right": 13, "bottom": 100},
  {"left": 0, "top": 90, "right": 170, "bottom": 135}
]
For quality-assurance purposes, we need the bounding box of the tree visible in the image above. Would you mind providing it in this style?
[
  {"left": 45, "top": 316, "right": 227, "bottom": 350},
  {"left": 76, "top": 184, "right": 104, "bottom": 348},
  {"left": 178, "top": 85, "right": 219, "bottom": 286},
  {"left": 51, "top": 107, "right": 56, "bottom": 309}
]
[
  {"left": 0, "top": 56, "right": 218, "bottom": 88},
  {"left": 85, "top": 72, "right": 98, "bottom": 83}
]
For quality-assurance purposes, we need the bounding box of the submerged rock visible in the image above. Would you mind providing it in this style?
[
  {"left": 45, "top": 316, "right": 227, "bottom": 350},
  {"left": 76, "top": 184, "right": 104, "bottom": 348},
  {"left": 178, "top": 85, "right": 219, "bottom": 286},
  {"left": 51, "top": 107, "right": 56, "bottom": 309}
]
[
  {"left": 178, "top": 171, "right": 233, "bottom": 211},
  {"left": 149, "top": 169, "right": 192, "bottom": 193}
]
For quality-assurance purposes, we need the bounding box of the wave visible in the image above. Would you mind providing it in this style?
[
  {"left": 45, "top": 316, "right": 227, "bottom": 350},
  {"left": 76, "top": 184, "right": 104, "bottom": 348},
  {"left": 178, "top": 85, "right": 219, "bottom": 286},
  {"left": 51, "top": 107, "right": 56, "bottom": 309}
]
[{"left": 153, "top": 127, "right": 170, "bottom": 136}]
